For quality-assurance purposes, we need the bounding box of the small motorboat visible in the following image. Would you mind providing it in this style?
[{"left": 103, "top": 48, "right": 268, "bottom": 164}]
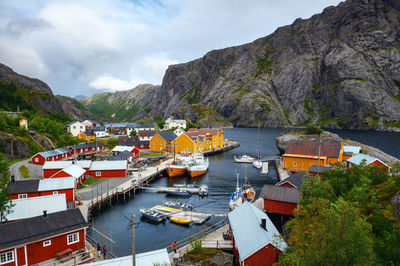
[
  {"left": 165, "top": 189, "right": 192, "bottom": 197},
  {"left": 139, "top": 208, "right": 166, "bottom": 223},
  {"left": 261, "top": 162, "right": 269, "bottom": 174},
  {"left": 198, "top": 185, "right": 208, "bottom": 196},
  {"left": 163, "top": 201, "right": 193, "bottom": 211},
  {"left": 234, "top": 154, "right": 255, "bottom": 163},
  {"left": 173, "top": 182, "right": 198, "bottom": 188},
  {"left": 170, "top": 216, "right": 192, "bottom": 225},
  {"left": 253, "top": 159, "right": 262, "bottom": 169}
]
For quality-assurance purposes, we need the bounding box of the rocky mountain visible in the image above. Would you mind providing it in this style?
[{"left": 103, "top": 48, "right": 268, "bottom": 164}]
[
  {"left": 0, "top": 63, "right": 94, "bottom": 120},
  {"left": 82, "top": 0, "right": 400, "bottom": 130}
]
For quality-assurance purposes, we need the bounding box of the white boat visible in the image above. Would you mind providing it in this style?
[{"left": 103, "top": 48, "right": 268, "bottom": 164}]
[
  {"left": 198, "top": 185, "right": 208, "bottom": 196},
  {"left": 187, "top": 153, "right": 209, "bottom": 178},
  {"left": 229, "top": 168, "right": 256, "bottom": 210},
  {"left": 261, "top": 162, "right": 269, "bottom": 174},
  {"left": 253, "top": 159, "right": 262, "bottom": 169},
  {"left": 253, "top": 126, "right": 262, "bottom": 169},
  {"left": 234, "top": 154, "right": 254, "bottom": 163}
]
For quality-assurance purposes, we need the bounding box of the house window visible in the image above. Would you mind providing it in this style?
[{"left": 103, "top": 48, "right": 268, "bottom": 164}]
[
  {"left": 85, "top": 148, "right": 88, "bottom": 151},
  {"left": 53, "top": 191, "right": 58, "bottom": 195},
  {"left": 67, "top": 232, "right": 79, "bottom": 245},
  {"left": 0, "top": 251, "right": 14, "bottom": 264},
  {"left": 160, "top": 142, "right": 162, "bottom": 145},
  {"left": 96, "top": 172, "right": 101, "bottom": 177},
  {"left": 35, "top": 158, "right": 39, "bottom": 163},
  {"left": 43, "top": 240, "right": 51, "bottom": 247},
  {"left": 73, "top": 126, "right": 76, "bottom": 129},
  {"left": 293, "top": 162, "right": 297, "bottom": 167},
  {"left": 18, "top": 194, "right": 27, "bottom": 199},
  {"left": 141, "top": 145, "right": 143, "bottom": 148}
]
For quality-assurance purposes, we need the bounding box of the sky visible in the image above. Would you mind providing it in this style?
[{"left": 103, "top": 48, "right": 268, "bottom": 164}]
[{"left": 0, "top": 0, "right": 343, "bottom": 97}]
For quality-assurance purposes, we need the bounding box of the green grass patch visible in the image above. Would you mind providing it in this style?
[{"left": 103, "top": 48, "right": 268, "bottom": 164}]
[
  {"left": 140, "top": 152, "right": 160, "bottom": 156},
  {"left": 19, "top": 165, "right": 30, "bottom": 178},
  {"left": 182, "top": 83, "right": 202, "bottom": 104},
  {"left": 184, "top": 248, "right": 223, "bottom": 263},
  {"left": 81, "top": 178, "right": 101, "bottom": 187},
  {"left": 384, "top": 120, "right": 400, "bottom": 128},
  {"left": 255, "top": 46, "right": 275, "bottom": 78},
  {"left": 259, "top": 103, "right": 271, "bottom": 112}
]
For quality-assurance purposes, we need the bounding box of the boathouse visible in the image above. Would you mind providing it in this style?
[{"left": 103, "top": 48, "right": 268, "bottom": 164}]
[
  {"left": 48, "top": 164, "right": 86, "bottom": 186},
  {"left": 31, "top": 148, "right": 72, "bottom": 165},
  {"left": 42, "top": 160, "right": 92, "bottom": 177},
  {"left": 173, "top": 133, "right": 198, "bottom": 154},
  {"left": 150, "top": 132, "right": 177, "bottom": 153},
  {"left": 0, "top": 208, "right": 90, "bottom": 266},
  {"left": 228, "top": 202, "right": 287, "bottom": 266},
  {"left": 88, "top": 160, "right": 127, "bottom": 178},
  {"left": 119, "top": 140, "right": 150, "bottom": 150},
  {"left": 282, "top": 139, "right": 343, "bottom": 172},
  {"left": 6, "top": 194, "right": 67, "bottom": 222},
  {"left": 111, "top": 146, "right": 140, "bottom": 158},
  {"left": 346, "top": 153, "right": 390, "bottom": 172},
  {"left": 8, "top": 177, "right": 76, "bottom": 205},
  {"left": 260, "top": 185, "right": 301, "bottom": 216},
  {"left": 275, "top": 171, "right": 310, "bottom": 189}
]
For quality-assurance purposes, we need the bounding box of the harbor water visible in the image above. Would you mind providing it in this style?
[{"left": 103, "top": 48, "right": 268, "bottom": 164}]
[{"left": 90, "top": 127, "right": 400, "bottom": 256}]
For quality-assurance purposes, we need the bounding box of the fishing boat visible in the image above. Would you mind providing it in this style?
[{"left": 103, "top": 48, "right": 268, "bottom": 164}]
[
  {"left": 187, "top": 153, "right": 209, "bottom": 178},
  {"left": 165, "top": 189, "right": 192, "bottom": 197},
  {"left": 234, "top": 154, "right": 254, "bottom": 163},
  {"left": 253, "top": 126, "right": 262, "bottom": 169},
  {"left": 229, "top": 173, "right": 244, "bottom": 210},
  {"left": 170, "top": 216, "right": 192, "bottom": 225},
  {"left": 139, "top": 208, "right": 166, "bottom": 223},
  {"left": 198, "top": 185, "right": 209, "bottom": 196},
  {"left": 229, "top": 167, "right": 256, "bottom": 210},
  {"left": 166, "top": 152, "right": 193, "bottom": 177},
  {"left": 162, "top": 201, "right": 193, "bottom": 211}
]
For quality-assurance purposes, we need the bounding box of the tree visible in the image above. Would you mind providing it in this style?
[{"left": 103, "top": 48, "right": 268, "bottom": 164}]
[
  {"left": 278, "top": 197, "right": 375, "bottom": 265},
  {"left": 0, "top": 154, "right": 13, "bottom": 223},
  {"left": 304, "top": 124, "right": 323, "bottom": 135},
  {"left": 130, "top": 129, "right": 137, "bottom": 136},
  {"left": 157, "top": 120, "right": 165, "bottom": 129}
]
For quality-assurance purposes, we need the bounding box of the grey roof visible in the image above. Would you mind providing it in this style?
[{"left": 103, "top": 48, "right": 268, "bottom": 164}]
[
  {"left": 37, "top": 147, "right": 70, "bottom": 158},
  {"left": 89, "top": 160, "right": 127, "bottom": 170},
  {"left": 106, "top": 150, "right": 132, "bottom": 161},
  {"left": 228, "top": 202, "right": 287, "bottom": 262},
  {"left": 308, "top": 165, "right": 332, "bottom": 173},
  {"left": 343, "top": 145, "right": 361, "bottom": 154},
  {"left": 119, "top": 140, "right": 149, "bottom": 146},
  {"left": 126, "top": 123, "right": 155, "bottom": 129},
  {"left": 38, "top": 177, "right": 75, "bottom": 191},
  {"left": 9, "top": 180, "right": 40, "bottom": 194},
  {"left": 275, "top": 171, "right": 310, "bottom": 189},
  {"left": 71, "top": 142, "right": 105, "bottom": 149},
  {"left": 104, "top": 123, "right": 127, "bottom": 128},
  {"left": 158, "top": 132, "right": 177, "bottom": 141},
  {"left": 89, "top": 126, "right": 106, "bottom": 132},
  {"left": 346, "top": 153, "right": 381, "bottom": 166},
  {"left": 259, "top": 185, "right": 301, "bottom": 203},
  {"left": 0, "top": 208, "right": 87, "bottom": 250}
]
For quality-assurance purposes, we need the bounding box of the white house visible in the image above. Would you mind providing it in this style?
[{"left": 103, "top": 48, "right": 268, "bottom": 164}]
[
  {"left": 174, "top": 128, "right": 186, "bottom": 136},
  {"left": 91, "top": 126, "right": 107, "bottom": 138},
  {"left": 82, "top": 120, "right": 97, "bottom": 130},
  {"left": 126, "top": 123, "right": 156, "bottom": 135},
  {"left": 164, "top": 118, "right": 186, "bottom": 130},
  {"left": 66, "top": 121, "right": 85, "bottom": 136}
]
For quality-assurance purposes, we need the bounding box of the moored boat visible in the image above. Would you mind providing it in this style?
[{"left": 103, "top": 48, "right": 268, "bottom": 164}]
[
  {"left": 252, "top": 159, "right": 262, "bottom": 169},
  {"left": 165, "top": 189, "right": 191, "bottom": 197},
  {"left": 166, "top": 163, "right": 188, "bottom": 177},
  {"left": 261, "top": 162, "right": 269, "bottom": 174},
  {"left": 162, "top": 201, "right": 193, "bottom": 211},
  {"left": 229, "top": 167, "right": 256, "bottom": 210},
  {"left": 139, "top": 208, "right": 166, "bottom": 223},
  {"left": 198, "top": 185, "right": 208, "bottom": 196},
  {"left": 187, "top": 154, "right": 209, "bottom": 178},
  {"left": 170, "top": 216, "right": 192, "bottom": 225},
  {"left": 234, "top": 154, "right": 254, "bottom": 163}
]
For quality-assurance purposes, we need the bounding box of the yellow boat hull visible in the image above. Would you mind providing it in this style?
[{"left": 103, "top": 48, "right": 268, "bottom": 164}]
[{"left": 170, "top": 216, "right": 192, "bottom": 225}]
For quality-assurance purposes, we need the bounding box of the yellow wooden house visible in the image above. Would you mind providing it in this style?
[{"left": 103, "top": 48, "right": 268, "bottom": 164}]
[
  {"left": 77, "top": 131, "right": 96, "bottom": 141},
  {"left": 187, "top": 128, "right": 224, "bottom": 151},
  {"left": 282, "top": 139, "right": 344, "bottom": 172},
  {"left": 150, "top": 132, "right": 177, "bottom": 153}
]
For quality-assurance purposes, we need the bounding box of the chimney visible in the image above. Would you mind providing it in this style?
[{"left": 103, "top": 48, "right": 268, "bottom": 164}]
[
  {"left": 43, "top": 210, "right": 47, "bottom": 218},
  {"left": 261, "top": 218, "right": 267, "bottom": 231}
]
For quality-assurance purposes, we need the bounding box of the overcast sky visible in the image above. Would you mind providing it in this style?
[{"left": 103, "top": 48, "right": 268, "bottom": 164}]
[{"left": 0, "top": 0, "right": 343, "bottom": 97}]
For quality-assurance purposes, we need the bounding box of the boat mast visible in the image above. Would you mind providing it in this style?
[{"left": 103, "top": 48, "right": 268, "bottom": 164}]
[{"left": 258, "top": 125, "right": 260, "bottom": 159}]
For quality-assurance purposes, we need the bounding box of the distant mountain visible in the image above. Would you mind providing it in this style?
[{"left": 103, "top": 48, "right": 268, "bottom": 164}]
[
  {"left": 0, "top": 63, "right": 95, "bottom": 120},
  {"left": 82, "top": 0, "right": 400, "bottom": 130},
  {"left": 74, "top": 95, "right": 87, "bottom": 100}
]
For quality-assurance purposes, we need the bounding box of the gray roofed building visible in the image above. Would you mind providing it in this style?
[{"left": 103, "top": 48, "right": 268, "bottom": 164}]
[
  {"left": 71, "top": 142, "right": 105, "bottom": 149},
  {"left": 259, "top": 185, "right": 301, "bottom": 204},
  {"left": 9, "top": 180, "right": 40, "bottom": 194},
  {"left": 106, "top": 150, "right": 133, "bottom": 161},
  {"left": 38, "top": 147, "right": 70, "bottom": 158},
  {"left": 119, "top": 140, "right": 149, "bottom": 146},
  {"left": 275, "top": 171, "right": 310, "bottom": 189},
  {"left": 0, "top": 208, "right": 87, "bottom": 250},
  {"left": 158, "top": 132, "right": 177, "bottom": 141}
]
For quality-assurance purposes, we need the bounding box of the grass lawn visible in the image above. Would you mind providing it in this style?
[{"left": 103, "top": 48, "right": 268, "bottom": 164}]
[
  {"left": 19, "top": 165, "right": 30, "bottom": 178},
  {"left": 184, "top": 248, "right": 223, "bottom": 263},
  {"left": 140, "top": 152, "right": 161, "bottom": 156}
]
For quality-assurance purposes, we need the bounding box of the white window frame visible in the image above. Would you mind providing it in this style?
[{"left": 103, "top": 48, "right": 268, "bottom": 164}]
[
  {"left": 35, "top": 158, "right": 39, "bottom": 163},
  {"left": 53, "top": 191, "right": 58, "bottom": 195},
  {"left": 96, "top": 171, "right": 101, "bottom": 177},
  {"left": 0, "top": 251, "right": 14, "bottom": 264},
  {"left": 18, "top": 193, "right": 27, "bottom": 199},
  {"left": 293, "top": 162, "right": 297, "bottom": 167},
  {"left": 67, "top": 232, "right": 79, "bottom": 245},
  {"left": 43, "top": 240, "right": 51, "bottom": 247}
]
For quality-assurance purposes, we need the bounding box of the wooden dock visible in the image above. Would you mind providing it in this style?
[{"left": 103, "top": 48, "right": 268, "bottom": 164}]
[
  {"left": 275, "top": 157, "right": 291, "bottom": 181},
  {"left": 203, "top": 141, "right": 239, "bottom": 156}
]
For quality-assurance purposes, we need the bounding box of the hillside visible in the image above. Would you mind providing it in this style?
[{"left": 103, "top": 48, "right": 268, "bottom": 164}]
[{"left": 82, "top": 0, "right": 400, "bottom": 130}]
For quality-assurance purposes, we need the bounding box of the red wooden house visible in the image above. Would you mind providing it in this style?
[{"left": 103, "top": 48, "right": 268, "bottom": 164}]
[
  {"left": 31, "top": 148, "right": 72, "bottom": 165},
  {"left": 0, "top": 208, "right": 91, "bottom": 266},
  {"left": 106, "top": 151, "right": 135, "bottom": 163},
  {"left": 119, "top": 140, "right": 150, "bottom": 150},
  {"left": 118, "top": 136, "right": 138, "bottom": 144},
  {"left": 69, "top": 142, "right": 105, "bottom": 156},
  {"left": 260, "top": 185, "right": 301, "bottom": 216},
  {"left": 346, "top": 153, "right": 391, "bottom": 173},
  {"left": 8, "top": 177, "right": 76, "bottom": 205},
  {"left": 111, "top": 146, "right": 140, "bottom": 158},
  {"left": 88, "top": 160, "right": 127, "bottom": 178},
  {"left": 275, "top": 171, "right": 310, "bottom": 189},
  {"left": 228, "top": 202, "right": 287, "bottom": 266},
  {"left": 42, "top": 160, "right": 92, "bottom": 178},
  {"left": 48, "top": 165, "right": 86, "bottom": 186}
]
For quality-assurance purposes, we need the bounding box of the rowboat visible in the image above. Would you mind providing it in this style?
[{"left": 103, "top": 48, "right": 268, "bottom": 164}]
[{"left": 170, "top": 216, "right": 192, "bottom": 225}]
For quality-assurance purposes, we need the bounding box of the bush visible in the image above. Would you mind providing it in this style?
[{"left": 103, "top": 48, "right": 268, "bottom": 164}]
[{"left": 304, "top": 124, "right": 323, "bottom": 135}]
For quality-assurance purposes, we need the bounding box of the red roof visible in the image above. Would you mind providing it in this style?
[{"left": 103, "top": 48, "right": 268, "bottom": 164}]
[
  {"left": 138, "top": 130, "right": 156, "bottom": 137},
  {"left": 187, "top": 128, "right": 221, "bottom": 136},
  {"left": 285, "top": 139, "right": 342, "bottom": 158}
]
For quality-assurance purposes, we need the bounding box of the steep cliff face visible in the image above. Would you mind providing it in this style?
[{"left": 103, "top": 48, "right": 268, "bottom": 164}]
[
  {"left": 0, "top": 63, "right": 94, "bottom": 120},
  {"left": 149, "top": 0, "right": 400, "bottom": 130}
]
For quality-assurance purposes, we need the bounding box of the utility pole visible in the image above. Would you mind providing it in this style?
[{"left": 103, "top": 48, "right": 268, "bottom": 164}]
[{"left": 132, "top": 214, "right": 135, "bottom": 266}]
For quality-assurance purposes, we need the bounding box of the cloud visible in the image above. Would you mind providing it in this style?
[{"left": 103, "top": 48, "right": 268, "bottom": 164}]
[
  {"left": 0, "top": 0, "right": 343, "bottom": 97},
  {"left": 89, "top": 74, "right": 145, "bottom": 92}
]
